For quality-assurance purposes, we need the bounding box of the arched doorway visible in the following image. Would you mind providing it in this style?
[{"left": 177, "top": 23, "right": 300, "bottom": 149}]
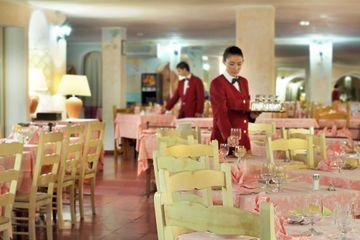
[
  {"left": 335, "top": 74, "right": 360, "bottom": 101},
  {"left": 285, "top": 77, "right": 305, "bottom": 101},
  {"left": 83, "top": 51, "right": 102, "bottom": 119}
]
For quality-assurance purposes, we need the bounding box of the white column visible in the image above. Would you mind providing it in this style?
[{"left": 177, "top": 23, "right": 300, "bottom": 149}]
[
  {"left": 102, "top": 27, "right": 127, "bottom": 150},
  {"left": 308, "top": 40, "right": 333, "bottom": 105},
  {"left": 236, "top": 6, "right": 275, "bottom": 96}
]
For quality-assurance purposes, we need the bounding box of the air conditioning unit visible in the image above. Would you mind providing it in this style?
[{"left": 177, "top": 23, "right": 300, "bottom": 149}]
[{"left": 122, "top": 40, "right": 157, "bottom": 56}]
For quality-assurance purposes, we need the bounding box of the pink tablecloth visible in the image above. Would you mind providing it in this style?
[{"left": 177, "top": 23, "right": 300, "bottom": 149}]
[
  {"left": 174, "top": 117, "right": 213, "bottom": 128},
  {"left": 256, "top": 118, "right": 319, "bottom": 129},
  {"left": 178, "top": 218, "right": 360, "bottom": 240}
]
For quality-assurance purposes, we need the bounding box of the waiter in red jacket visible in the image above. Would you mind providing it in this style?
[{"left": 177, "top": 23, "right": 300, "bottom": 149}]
[
  {"left": 165, "top": 61, "right": 205, "bottom": 118},
  {"left": 210, "top": 46, "right": 260, "bottom": 151}
]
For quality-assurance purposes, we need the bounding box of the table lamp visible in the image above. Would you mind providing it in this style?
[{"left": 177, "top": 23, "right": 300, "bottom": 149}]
[
  {"left": 29, "top": 68, "right": 48, "bottom": 114},
  {"left": 58, "top": 74, "right": 91, "bottom": 118}
]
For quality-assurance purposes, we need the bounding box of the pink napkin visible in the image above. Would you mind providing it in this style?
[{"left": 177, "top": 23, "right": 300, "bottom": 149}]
[
  {"left": 317, "top": 142, "right": 344, "bottom": 171},
  {"left": 231, "top": 161, "right": 258, "bottom": 192}
]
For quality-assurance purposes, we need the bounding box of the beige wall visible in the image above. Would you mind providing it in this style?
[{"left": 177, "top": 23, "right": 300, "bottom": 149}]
[{"left": 333, "top": 63, "right": 360, "bottom": 83}]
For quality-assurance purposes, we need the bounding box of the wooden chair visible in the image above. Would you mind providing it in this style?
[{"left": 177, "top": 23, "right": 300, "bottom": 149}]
[
  {"left": 13, "top": 131, "right": 63, "bottom": 240},
  {"left": 281, "top": 127, "right": 315, "bottom": 160},
  {"left": 158, "top": 140, "right": 219, "bottom": 170},
  {"left": 113, "top": 105, "right": 133, "bottom": 162},
  {"left": 313, "top": 131, "right": 327, "bottom": 166},
  {"left": 77, "top": 121, "right": 105, "bottom": 219},
  {"left": 154, "top": 165, "right": 275, "bottom": 240},
  {"left": 53, "top": 125, "right": 84, "bottom": 228},
  {"left": 248, "top": 123, "right": 276, "bottom": 157},
  {"left": 0, "top": 142, "right": 23, "bottom": 240},
  {"left": 265, "top": 136, "right": 314, "bottom": 169},
  {"left": 157, "top": 127, "right": 199, "bottom": 144}
]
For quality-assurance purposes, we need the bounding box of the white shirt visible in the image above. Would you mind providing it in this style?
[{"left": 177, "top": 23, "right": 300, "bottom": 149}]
[
  {"left": 180, "top": 74, "right": 192, "bottom": 95},
  {"left": 223, "top": 70, "right": 240, "bottom": 92}
]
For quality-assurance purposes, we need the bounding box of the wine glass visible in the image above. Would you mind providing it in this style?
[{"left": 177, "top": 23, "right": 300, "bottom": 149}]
[
  {"left": 219, "top": 143, "right": 229, "bottom": 162},
  {"left": 227, "top": 128, "right": 241, "bottom": 156},
  {"left": 303, "top": 197, "right": 323, "bottom": 236},
  {"left": 260, "top": 162, "right": 274, "bottom": 193},
  {"left": 334, "top": 202, "right": 354, "bottom": 240},
  {"left": 234, "top": 145, "right": 246, "bottom": 163},
  {"left": 273, "top": 164, "right": 285, "bottom": 192}
]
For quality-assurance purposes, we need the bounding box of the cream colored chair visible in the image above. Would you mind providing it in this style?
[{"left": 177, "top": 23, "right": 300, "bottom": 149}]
[
  {"left": 0, "top": 142, "right": 23, "bottom": 240},
  {"left": 13, "top": 131, "right": 63, "bottom": 240},
  {"left": 77, "top": 121, "right": 105, "bottom": 219},
  {"left": 281, "top": 127, "right": 315, "bottom": 161},
  {"left": 157, "top": 127, "right": 200, "bottom": 144},
  {"left": 154, "top": 164, "right": 275, "bottom": 240},
  {"left": 53, "top": 125, "right": 84, "bottom": 228},
  {"left": 265, "top": 136, "right": 314, "bottom": 169},
  {"left": 248, "top": 123, "right": 276, "bottom": 157}
]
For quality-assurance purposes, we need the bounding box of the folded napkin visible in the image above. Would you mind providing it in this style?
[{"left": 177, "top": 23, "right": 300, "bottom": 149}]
[
  {"left": 231, "top": 161, "right": 258, "bottom": 191},
  {"left": 254, "top": 192, "right": 288, "bottom": 239},
  {"left": 316, "top": 157, "right": 338, "bottom": 171}
]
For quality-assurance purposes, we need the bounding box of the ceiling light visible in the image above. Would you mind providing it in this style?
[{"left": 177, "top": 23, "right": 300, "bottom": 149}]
[
  {"left": 299, "top": 21, "right": 310, "bottom": 26},
  {"left": 202, "top": 55, "right": 208, "bottom": 61}
]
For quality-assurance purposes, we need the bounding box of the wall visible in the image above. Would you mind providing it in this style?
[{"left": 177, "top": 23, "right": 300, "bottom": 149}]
[
  {"left": 333, "top": 63, "right": 360, "bottom": 83},
  {"left": 0, "top": 27, "right": 4, "bottom": 137},
  {"left": 67, "top": 42, "right": 101, "bottom": 74}
]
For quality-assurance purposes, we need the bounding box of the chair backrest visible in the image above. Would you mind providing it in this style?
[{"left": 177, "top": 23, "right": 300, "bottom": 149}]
[
  {"left": 313, "top": 131, "right": 327, "bottom": 164},
  {"left": 58, "top": 125, "right": 85, "bottom": 185},
  {"left": 32, "top": 131, "right": 63, "bottom": 200},
  {"left": 286, "top": 127, "right": 314, "bottom": 139},
  {"left": 0, "top": 142, "right": 23, "bottom": 219},
  {"left": 265, "top": 136, "right": 314, "bottom": 168},
  {"left": 154, "top": 165, "right": 275, "bottom": 240},
  {"left": 81, "top": 121, "right": 105, "bottom": 178},
  {"left": 158, "top": 140, "right": 219, "bottom": 170},
  {"left": 248, "top": 123, "right": 276, "bottom": 149},
  {"left": 157, "top": 127, "right": 200, "bottom": 144}
]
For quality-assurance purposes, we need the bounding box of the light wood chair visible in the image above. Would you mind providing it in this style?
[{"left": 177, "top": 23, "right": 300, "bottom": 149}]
[
  {"left": 113, "top": 105, "right": 132, "bottom": 162},
  {"left": 154, "top": 164, "right": 275, "bottom": 240},
  {"left": 281, "top": 127, "right": 315, "bottom": 161},
  {"left": 0, "top": 142, "right": 23, "bottom": 240},
  {"left": 248, "top": 123, "right": 276, "bottom": 157},
  {"left": 77, "top": 121, "right": 105, "bottom": 219},
  {"left": 158, "top": 140, "right": 219, "bottom": 170},
  {"left": 312, "top": 131, "right": 327, "bottom": 166},
  {"left": 13, "top": 131, "right": 63, "bottom": 240},
  {"left": 265, "top": 136, "right": 314, "bottom": 169},
  {"left": 53, "top": 125, "right": 84, "bottom": 228},
  {"left": 157, "top": 127, "right": 200, "bottom": 144}
]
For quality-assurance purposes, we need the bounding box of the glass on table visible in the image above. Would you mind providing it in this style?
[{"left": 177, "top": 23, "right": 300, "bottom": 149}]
[
  {"left": 273, "top": 164, "right": 286, "bottom": 192},
  {"left": 303, "top": 197, "right": 323, "bottom": 236},
  {"left": 334, "top": 202, "right": 355, "bottom": 240},
  {"left": 260, "top": 162, "right": 274, "bottom": 193},
  {"left": 219, "top": 143, "right": 229, "bottom": 162},
  {"left": 234, "top": 145, "right": 246, "bottom": 163}
]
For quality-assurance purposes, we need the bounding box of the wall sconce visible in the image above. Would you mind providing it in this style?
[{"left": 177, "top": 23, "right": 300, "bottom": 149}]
[{"left": 54, "top": 24, "right": 72, "bottom": 42}]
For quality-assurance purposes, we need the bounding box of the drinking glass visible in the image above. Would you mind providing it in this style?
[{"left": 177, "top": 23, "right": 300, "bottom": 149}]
[
  {"left": 228, "top": 128, "right": 241, "bottom": 148},
  {"left": 273, "top": 164, "right": 285, "bottom": 192},
  {"left": 234, "top": 145, "right": 246, "bottom": 163},
  {"left": 304, "top": 197, "right": 323, "bottom": 236},
  {"left": 334, "top": 202, "right": 354, "bottom": 240},
  {"left": 219, "top": 143, "right": 229, "bottom": 162},
  {"left": 260, "top": 162, "right": 274, "bottom": 193}
]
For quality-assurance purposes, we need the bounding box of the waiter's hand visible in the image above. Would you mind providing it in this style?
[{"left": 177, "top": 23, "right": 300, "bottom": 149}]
[
  {"left": 195, "top": 113, "right": 203, "bottom": 118},
  {"left": 250, "top": 111, "right": 261, "bottom": 119}
]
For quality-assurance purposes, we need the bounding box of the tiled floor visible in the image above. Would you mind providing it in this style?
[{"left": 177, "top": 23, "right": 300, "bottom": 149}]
[{"left": 37, "top": 153, "right": 157, "bottom": 240}]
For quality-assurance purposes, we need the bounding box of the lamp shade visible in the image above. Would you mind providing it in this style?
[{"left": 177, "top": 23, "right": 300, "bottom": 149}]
[{"left": 58, "top": 74, "right": 91, "bottom": 96}]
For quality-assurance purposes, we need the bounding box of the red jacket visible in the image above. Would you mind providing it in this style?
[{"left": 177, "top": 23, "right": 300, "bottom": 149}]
[
  {"left": 210, "top": 75, "right": 252, "bottom": 150},
  {"left": 166, "top": 75, "right": 205, "bottom": 118}
]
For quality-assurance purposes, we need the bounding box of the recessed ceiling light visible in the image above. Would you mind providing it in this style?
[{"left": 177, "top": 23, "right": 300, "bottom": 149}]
[{"left": 299, "top": 21, "right": 310, "bottom": 26}]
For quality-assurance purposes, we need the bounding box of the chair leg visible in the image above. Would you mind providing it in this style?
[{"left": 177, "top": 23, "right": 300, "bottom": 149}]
[
  {"left": 29, "top": 207, "right": 36, "bottom": 240},
  {"left": 70, "top": 184, "right": 76, "bottom": 225},
  {"left": 45, "top": 203, "right": 53, "bottom": 240},
  {"left": 90, "top": 178, "right": 96, "bottom": 215},
  {"left": 79, "top": 180, "right": 84, "bottom": 220},
  {"left": 114, "top": 139, "right": 118, "bottom": 162},
  {"left": 3, "top": 225, "right": 10, "bottom": 240},
  {"left": 57, "top": 187, "right": 64, "bottom": 229}
]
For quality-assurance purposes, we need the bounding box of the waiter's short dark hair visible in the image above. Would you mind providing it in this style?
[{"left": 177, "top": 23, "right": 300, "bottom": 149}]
[
  {"left": 176, "top": 61, "right": 190, "bottom": 71},
  {"left": 223, "top": 46, "right": 243, "bottom": 62}
]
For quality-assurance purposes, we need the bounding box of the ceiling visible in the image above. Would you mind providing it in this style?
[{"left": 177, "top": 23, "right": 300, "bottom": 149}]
[{"left": 27, "top": 0, "right": 360, "bottom": 63}]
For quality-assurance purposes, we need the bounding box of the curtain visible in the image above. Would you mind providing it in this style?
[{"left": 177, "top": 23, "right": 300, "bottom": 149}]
[{"left": 83, "top": 51, "right": 102, "bottom": 119}]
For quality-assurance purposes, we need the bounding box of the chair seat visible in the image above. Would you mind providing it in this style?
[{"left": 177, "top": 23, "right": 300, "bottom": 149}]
[
  {"left": 0, "top": 216, "right": 9, "bottom": 225},
  {"left": 15, "top": 192, "right": 52, "bottom": 203}
]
